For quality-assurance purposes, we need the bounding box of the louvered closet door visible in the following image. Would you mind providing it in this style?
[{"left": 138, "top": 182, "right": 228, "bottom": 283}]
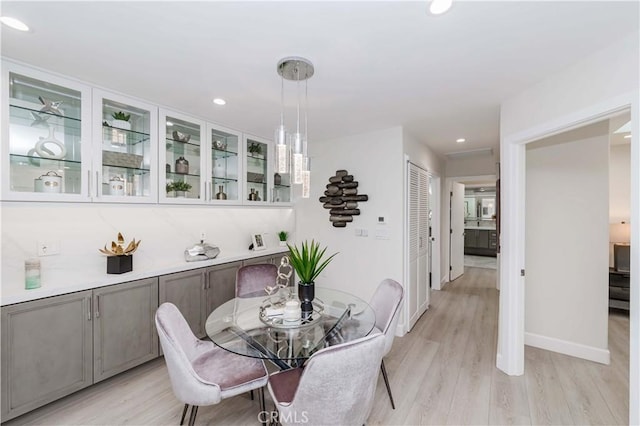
[
  {"left": 408, "top": 164, "right": 419, "bottom": 329},
  {"left": 408, "top": 163, "right": 430, "bottom": 331},
  {"left": 417, "top": 170, "right": 430, "bottom": 317}
]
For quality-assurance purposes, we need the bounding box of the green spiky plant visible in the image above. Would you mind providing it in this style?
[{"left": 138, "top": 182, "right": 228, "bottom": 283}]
[
  {"left": 287, "top": 240, "right": 338, "bottom": 284},
  {"left": 112, "top": 111, "right": 131, "bottom": 121}
]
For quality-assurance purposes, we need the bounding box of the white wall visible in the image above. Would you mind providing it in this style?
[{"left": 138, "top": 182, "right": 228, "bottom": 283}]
[
  {"left": 445, "top": 151, "right": 498, "bottom": 177},
  {"left": 295, "top": 127, "right": 405, "bottom": 308},
  {"left": 499, "top": 29, "right": 639, "bottom": 423},
  {"left": 525, "top": 134, "right": 610, "bottom": 362},
  {"left": 1, "top": 203, "right": 294, "bottom": 297},
  {"left": 610, "top": 143, "right": 631, "bottom": 223},
  {"left": 501, "top": 33, "right": 639, "bottom": 137}
]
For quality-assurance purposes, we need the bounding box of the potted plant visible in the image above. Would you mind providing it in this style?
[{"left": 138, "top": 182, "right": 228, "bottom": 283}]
[
  {"left": 278, "top": 231, "right": 289, "bottom": 247},
  {"left": 168, "top": 181, "right": 192, "bottom": 198},
  {"left": 98, "top": 232, "right": 141, "bottom": 274},
  {"left": 287, "top": 240, "right": 338, "bottom": 316},
  {"left": 248, "top": 142, "right": 262, "bottom": 157},
  {"left": 111, "top": 111, "right": 131, "bottom": 131}
]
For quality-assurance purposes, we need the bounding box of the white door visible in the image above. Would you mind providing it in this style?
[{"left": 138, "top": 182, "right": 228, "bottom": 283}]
[
  {"left": 408, "top": 163, "right": 430, "bottom": 331},
  {"left": 450, "top": 182, "right": 465, "bottom": 280}
]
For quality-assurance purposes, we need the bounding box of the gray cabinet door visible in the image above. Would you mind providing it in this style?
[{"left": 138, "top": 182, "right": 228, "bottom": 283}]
[
  {"left": 206, "top": 261, "right": 241, "bottom": 315},
  {"left": 1, "top": 290, "right": 93, "bottom": 421},
  {"left": 159, "top": 269, "right": 206, "bottom": 338},
  {"left": 464, "top": 230, "right": 476, "bottom": 248},
  {"left": 93, "top": 278, "right": 158, "bottom": 382},
  {"left": 243, "top": 254, "right": 275, "bottom": 266},
  {"left": 477, "top": 229, "right": 490, "bottom": 248}
]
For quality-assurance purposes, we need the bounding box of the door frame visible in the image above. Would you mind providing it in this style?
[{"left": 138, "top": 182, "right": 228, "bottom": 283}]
[
  {"left": 442, "top": 175, "right": 497, "bottom": 289},
  {"left": 498, "top": 91, "right": 638, "bottom": 424}
]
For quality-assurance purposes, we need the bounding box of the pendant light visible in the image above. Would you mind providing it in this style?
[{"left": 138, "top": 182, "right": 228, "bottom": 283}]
[
  {"left": 276, "top": 57, "right": 314, "bottom": 185},
  {"left": 274, "top": 73, "right": 289, "bottom": 174}
]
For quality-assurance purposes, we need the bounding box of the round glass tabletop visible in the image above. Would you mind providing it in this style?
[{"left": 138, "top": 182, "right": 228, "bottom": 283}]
[{"left": 205, "top": 286, "right": 376, "bottom": 369}]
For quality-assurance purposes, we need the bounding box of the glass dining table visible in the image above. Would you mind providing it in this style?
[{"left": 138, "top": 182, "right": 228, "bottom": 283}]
[{"left": 205, "top": 286, "right": 377, "bottom": 370}]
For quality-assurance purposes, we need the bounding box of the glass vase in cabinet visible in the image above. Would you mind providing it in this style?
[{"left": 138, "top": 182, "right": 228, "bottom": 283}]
[
  {"left": 2, "top": 61, "right": 92, "bottom": 201},
  {"left": 93, "top": 89, "right": 158, "bottom": 202},
  {"left": 208, "top": 124, "right": 241, "bottom": 203},
  {"left": 244, "top": 135, "right": 269, "bottom": 204},
  {"left": 159, "top": 109, "right": 206, "bottom": 203}
]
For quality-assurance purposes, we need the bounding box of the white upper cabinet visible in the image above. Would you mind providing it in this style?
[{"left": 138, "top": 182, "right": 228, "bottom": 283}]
[
  {"left": 2, "top": 61, "right": 92, "bottom": 201},
  {"left": 2, "top": 61, "right": 292, "bottom": 206},
  {"left": 92, "top": 89, "right": 158, "bottom": 203},
  {"left": 208, "top": 123, "right": 243, "bottom": 204},
  {"left": 159, "top": 109, "right": 206, "bottom": 203}
]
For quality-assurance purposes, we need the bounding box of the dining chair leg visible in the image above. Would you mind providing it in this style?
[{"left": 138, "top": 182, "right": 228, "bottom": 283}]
[
  {"left": 180, "top": 404, "right": 190, "bottom": 425},
  {"left": 259, "top": 387, "right": 266, "bottom": 412},
  {"left": 380, "top": 360, "right": 396, "bottom": 409},
  {"left": 188, "top": 406, "right": 199, "bottom": 426},
  {"left": 250, "top": 389, "right": 255, "bottom": 400}
]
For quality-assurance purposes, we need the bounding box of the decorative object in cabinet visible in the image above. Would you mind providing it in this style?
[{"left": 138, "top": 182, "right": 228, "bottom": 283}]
[
  {"left": 4, "top": 65, "right": 90, "bottom": 200},
  {"left": 160, "top": 110, "right": 204, "bottom": 202},
  {"left": 210, "top": 125, "right": 240, "bottom": 202},
  {"left": 245, "top": 137, "right": 268, "bottom": 202},
  {"left": 94, "top": 90, "right": 157, "bottom": 201}
]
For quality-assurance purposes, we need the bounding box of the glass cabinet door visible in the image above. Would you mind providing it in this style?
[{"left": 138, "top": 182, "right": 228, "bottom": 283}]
[
  {"left": 272, "top": 170, "right": 292, "bottom": 203},
  {"left": 159, "top": 110, "right": 205, "bottom": 203},
  {"left": 208, "top": 125, "right": 241, "bottom": 203},
  {"left": 2, "top": 63, "right": 91, "bottom": 201},
  {"left": 245, "top": 136, "right": 269, "bottom": 204},
  {"left": 93, "top": 90, "right": 157, "bottom": 202}
]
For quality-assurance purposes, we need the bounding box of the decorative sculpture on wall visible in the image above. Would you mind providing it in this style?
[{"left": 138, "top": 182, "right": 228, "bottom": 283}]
[{"left": 318, "top": 169, "right": 368, "bottom": 228}]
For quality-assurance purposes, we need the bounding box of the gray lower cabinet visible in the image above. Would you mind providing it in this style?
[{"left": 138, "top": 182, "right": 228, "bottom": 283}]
[
  {"left": 93, "top": 278, "right": 159, "bottom": 383},
  {"left": 159, "top": 269, "right": 207, "bottom": 338},
  {"left": 464, "top": 229, "right": 497, "bottom": 256},
  {"left": 206, "top": 261, "right": 241, "bottom": 314},
  {"left": 1, "top": 290, "right": 93, "bottom": 421}
]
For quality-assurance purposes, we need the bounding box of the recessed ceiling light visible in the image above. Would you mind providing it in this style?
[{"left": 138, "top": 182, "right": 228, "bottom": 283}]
[
  {"left": 456, "top": 138, "right": 466, "bottom": 143},
  {"left": 213, "top": 98, "right": 226, "bottom": 106},
  {"left": 429, "top": 0, "right": 453, "bottom": 15},
  {"left": 0, "top": 16, "right": 29, "bottom": 32},
  {"left": 166, "top": 121, "right": 174, "bottom": 127},
  {"left": 624, "top": 134, "right": 632, "bottom": 139}
]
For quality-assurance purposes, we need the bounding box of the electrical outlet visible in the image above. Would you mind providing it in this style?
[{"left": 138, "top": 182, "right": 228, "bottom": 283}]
[{"left": 37, "top": 240, "right": 60, "bottom": 256}]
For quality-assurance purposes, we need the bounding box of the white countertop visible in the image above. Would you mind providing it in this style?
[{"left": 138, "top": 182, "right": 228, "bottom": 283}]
[
  {"left": 465, "top": 226, "right": 497, "bottom": 231},
  {"left": 1, "top": 247, "right": 290, "bottom": 306}
]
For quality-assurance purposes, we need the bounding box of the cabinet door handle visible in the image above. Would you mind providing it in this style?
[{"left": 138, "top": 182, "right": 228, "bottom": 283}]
[
  {"left": 95, "top": 295, "right": 100, "bottom": 318},
  {"left": 87, "top": 170, "right": 91, "bottom": 197},
  {"left": 86, "top": 297, "right": 92, "bottom": 321},
  {"left": 209, "top": 182, "right": 213, "bottom": 202},
  {"left": 95, "top": 171, "right": 100, "bottom": 197}
]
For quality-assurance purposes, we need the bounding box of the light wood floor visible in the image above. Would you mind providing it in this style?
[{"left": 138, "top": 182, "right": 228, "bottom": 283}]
[{"left": 4, "top": 266, "right": 629, "bottom": 425}]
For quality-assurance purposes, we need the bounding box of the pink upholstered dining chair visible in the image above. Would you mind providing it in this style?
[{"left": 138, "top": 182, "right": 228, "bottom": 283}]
[
  {"left": 235, "top": 263, "right": 278, "bottom": 298},
  {"left": 267, "top": 332, "right": 385, "bottom": 426},
  {"left": 369, "top": 278, "right": 404, "bottom": 409},
  {"left": 155, "top": 303, "right": 268, "bottom": 426}
]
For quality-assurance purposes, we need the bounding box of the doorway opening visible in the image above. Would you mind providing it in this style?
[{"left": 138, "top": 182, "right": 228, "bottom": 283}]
[{"left": 444, "top": 175, "right": 498, "bottom": 288}]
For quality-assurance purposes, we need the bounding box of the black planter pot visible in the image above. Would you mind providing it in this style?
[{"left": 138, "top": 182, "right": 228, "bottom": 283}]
[
  {"left": 298, "top": 282, "right": 315, "bottom": 317},
  {"left": 107, "top": 255, "right": 133, "bottom": 274}
]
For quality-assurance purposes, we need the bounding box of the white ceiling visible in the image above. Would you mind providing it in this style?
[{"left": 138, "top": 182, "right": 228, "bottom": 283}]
[{"left": 2, "top": 1, "right": 638, "bottom": 157}]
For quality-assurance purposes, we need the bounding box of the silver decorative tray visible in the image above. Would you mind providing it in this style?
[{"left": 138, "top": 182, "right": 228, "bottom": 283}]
[{"left": 259, "top": 296, "right": 324, "bottom": 329}]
